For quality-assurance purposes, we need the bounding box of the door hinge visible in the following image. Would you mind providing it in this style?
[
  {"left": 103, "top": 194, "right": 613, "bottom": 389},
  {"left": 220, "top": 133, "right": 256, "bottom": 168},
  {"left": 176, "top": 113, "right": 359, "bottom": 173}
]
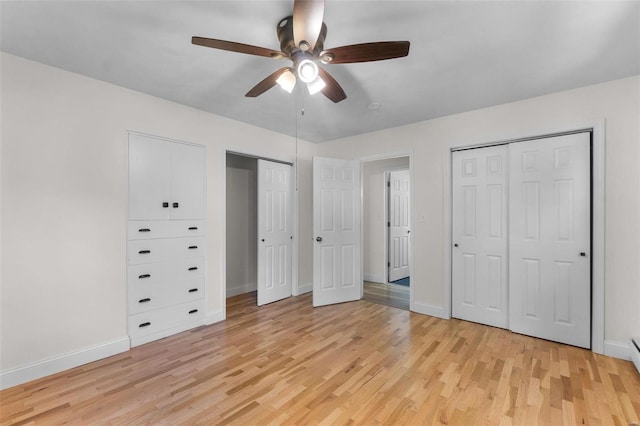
[
  {"left": 387, "top": 221, "right": 390, "bottom": 227},
  {"left": 387, "top": 181, "right": 391, "bottom": 187},
  {"left": 388, "top": 262, "right": 391, "bottom": 267}
]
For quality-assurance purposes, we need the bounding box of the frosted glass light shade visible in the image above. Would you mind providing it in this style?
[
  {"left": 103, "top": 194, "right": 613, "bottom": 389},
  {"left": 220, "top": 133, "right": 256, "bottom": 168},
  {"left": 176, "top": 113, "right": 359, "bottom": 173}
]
[
  {"left": 276, "top": 69, "right": 296, "bottom": 93},
  {"left": 307, "top": 76, "right": 326, "bottom": 95}
]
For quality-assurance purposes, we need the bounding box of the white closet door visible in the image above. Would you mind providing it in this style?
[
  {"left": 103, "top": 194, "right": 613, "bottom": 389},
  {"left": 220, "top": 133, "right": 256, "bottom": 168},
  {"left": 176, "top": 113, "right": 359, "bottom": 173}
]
[
  {"left": 313, "top": 157, "right": 362, "bottom": 307},
  {"left": 509, "top": 133, "right": 591, "bottom": 348},
  {"left": 452, "top": 145, "right": 509, "bottom": 329},
  {"left": 170, "top": 143, "right": 205, "bottom": 220},
  {"left": 388, "top": 170, "right": 410, "bottom": 282},
  {"left": 128, "top": 134, "right": 171, "bottom": 220},
  {"left": 257, "top": 160, "right": 293, "bottom": 306}
]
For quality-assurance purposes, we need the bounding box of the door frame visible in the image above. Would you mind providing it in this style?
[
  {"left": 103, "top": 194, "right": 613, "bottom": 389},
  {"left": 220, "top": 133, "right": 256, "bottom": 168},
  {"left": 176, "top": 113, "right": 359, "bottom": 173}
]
[
  {"left": 222, "top": 148, "right": 299, "bottom": 320},
  {"left": 443, "top": 121, "right": 605, "bottom": 354},
  {"left": 360, "top": 150, "right": 414, "bottom": 309}
]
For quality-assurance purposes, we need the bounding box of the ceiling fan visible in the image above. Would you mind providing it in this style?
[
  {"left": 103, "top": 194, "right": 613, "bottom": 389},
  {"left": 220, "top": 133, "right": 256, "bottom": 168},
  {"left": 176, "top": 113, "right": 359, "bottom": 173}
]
[{"left": 192, "top": 0, "right": 410, "bottom": 103}]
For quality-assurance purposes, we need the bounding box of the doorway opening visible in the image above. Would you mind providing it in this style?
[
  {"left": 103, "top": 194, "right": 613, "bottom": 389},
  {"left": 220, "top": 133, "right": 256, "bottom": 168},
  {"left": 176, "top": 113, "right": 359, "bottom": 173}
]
[
  {"left": 361, "top": 156, "right": 411, "bottom": 311},
  {"left": 225, "top": 152, "right": 295, "bottom": 309}
]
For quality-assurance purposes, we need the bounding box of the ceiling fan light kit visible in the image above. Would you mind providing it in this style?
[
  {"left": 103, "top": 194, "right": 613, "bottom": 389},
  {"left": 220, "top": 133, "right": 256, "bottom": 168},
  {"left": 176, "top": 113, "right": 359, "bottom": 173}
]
[{"left": 192, "top": 0, "right": 410, "bottom": 103}]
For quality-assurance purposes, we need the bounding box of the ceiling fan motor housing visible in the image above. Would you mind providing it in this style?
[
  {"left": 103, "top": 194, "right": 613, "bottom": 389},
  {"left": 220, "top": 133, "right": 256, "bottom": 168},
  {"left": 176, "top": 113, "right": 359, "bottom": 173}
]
[{"left": 277, "top": 16, "right": 327, "bottom": 58}]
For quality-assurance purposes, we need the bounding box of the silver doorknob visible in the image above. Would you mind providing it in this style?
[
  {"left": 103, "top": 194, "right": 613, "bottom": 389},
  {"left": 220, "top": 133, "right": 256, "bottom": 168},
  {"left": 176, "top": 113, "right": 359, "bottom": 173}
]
[{"left": 316, "top": 236, "right": 323, "bottom": 242}]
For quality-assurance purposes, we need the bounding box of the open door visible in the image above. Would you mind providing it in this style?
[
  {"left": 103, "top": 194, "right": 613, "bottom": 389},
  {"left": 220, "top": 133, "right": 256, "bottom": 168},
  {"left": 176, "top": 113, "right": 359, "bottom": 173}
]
[
  {"left": 313, "top": 157, "right": 362, "bottom": 307},
  {"left": 257, "top": 159, "right": 293, "bottom": 306},
  {"left": 388, "top": 169, "right": 410, "bottom": 282}
]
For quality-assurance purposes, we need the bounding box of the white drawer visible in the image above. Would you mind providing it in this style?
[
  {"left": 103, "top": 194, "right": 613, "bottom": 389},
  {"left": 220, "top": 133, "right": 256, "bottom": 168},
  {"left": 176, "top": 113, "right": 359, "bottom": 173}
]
[
  {"left": 127, "top": 220, "right": 204, "bottom": 240},
  {"left": 128, "top": 277, "right": 204, "bottom": 314},
  {"left": 128, "top": 300, "right": 205, "bottom": 340},
  {"left": 127, "top": 237, "right": 204, "bottom": 265},
  {"left": 127, "top": 258, "right": 204, "bottom": 286}
]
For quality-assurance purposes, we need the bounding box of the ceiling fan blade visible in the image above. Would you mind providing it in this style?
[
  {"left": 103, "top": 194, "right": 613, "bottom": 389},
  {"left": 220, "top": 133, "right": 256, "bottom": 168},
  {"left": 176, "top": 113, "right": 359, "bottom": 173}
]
[
  {"left": 322, "top": 41, "right": 410, "bottom": 64},
  {"left": 192, "top": 37, "right": 285, "bottom": 59},
  {"left": 317, "top": 67, "right": 346, "bottom": 103},
  {"left": 293, "top": 0, "right": 325, "bottom": 51},
  {"left": 245, "top": 67, "right": 290, "bottom": 98}
]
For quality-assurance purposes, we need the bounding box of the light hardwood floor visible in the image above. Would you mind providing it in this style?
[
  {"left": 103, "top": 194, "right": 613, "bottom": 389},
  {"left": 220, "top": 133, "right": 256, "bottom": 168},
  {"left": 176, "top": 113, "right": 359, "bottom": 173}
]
[
  {"left": 2, "top": 292, "right": 639, "bottom": 425},
  {"left": 363, "top": 281, "right": 409, "bottom": 311}
]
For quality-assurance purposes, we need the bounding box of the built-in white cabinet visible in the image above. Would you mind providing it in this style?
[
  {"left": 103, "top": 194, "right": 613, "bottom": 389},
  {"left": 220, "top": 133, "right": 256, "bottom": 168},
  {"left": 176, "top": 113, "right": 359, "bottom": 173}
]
[
  {"left": 128, "top": 134, "right": 205, "bottom": 220},
  {"left": 127, "top": 133, "right": 206, "bottom": 347}
]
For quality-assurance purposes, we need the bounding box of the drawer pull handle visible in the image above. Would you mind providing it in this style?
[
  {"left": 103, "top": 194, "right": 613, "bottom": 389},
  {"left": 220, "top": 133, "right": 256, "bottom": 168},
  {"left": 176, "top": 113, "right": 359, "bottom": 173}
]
[
  {"left": 138, "top": 274, "right": 151, "bottom": 279},
  {"left": 138, "top": 298, "right": 151, "bottom": 303},
  {"left": 188, "top": 226, "right": 198, "bottom": 230},
  {"left": 188, "top": 246, "right": 198, "bottom": 250},
  {"left": 188, "top": 288, "right": 199, "bottom": 293},
  {"left": 173, "top": 202, "right": 179, "bottom": 208},
  {"left": 189, "top": 309, "right": 198, "bottom": 314},
  {"left": 162, "top": 202, "right": 169, "bottom": 208},
  {"left": 138, "top": 250, "right": 151, "bottom": 254},
  {"left": 139, "top": 228, "right": 151, "bottom": 233},
  {"left": 188, "top": 267, "right": 198, "bottom": 271},
  {"left": 139, "top": 322, "right": 151, "bottom": 328}
]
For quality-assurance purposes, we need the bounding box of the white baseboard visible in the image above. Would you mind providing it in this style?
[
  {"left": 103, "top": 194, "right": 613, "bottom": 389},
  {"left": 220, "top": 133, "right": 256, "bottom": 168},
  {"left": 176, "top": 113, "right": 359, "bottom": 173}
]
[
  {"left": 603, "top": 340, "right": 631, "bottom": 361},
  {"left": 205, "top": 310, "right": 224, "bottom": 325},
  {"left": 630, "top": 339, "right": 640, "bottom": 375},
  {"left": 226, "top": 282, "right": 257, "bottom": 297},
  {"left": 364, "top": 273, "right": 385, "bottom": 284},
  {"left": 294, "top": 282, "right": 312, "bottom": 295},
  {"left": 411, "top": 301, "right": 448, "bottom": 320},
  {"left": 0, "top": 337, "right": 130, "bottom": 391}
]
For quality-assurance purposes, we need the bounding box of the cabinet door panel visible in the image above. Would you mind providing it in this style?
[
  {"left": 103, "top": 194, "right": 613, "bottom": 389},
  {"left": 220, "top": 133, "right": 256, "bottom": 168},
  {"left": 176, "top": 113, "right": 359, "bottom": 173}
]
[
  {"left": 128, "top": 135, "right": 171, "bottom": 220},
  {"left": 170, "top": 143, "right": 205, "bottom": 220}
]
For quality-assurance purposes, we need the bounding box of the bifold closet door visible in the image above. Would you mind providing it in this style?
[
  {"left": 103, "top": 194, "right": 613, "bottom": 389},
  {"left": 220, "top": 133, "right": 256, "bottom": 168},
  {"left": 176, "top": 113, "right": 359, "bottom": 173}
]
[
  {"left": 509, "top": 133, "right": 591, "bottom": 348},
  {"left": 452, "top": 145, "right": 509, "bottom": 329}
]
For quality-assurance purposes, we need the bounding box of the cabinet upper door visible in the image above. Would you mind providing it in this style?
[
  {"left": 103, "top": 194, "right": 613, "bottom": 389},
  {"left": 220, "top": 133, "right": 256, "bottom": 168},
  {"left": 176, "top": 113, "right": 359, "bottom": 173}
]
[
  {"left": 128, "top": 134, "right": 172, "bottom": 220},
  {"left": 128, "top": 134, "right": 205, "bottom": 221},
  {"left": 169, "top": 142, "right": 205, "bottom": 220}
]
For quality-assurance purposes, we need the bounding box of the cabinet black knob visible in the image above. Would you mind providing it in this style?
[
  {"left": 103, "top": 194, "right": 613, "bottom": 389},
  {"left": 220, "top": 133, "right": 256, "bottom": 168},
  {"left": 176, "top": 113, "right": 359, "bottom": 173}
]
[
  {"left": 173, "top": 202, "right": 179, "bottom": 208},
  {"left": 580, "top": 252, "right": 586, "bottom": 257},
  {"left": 188, "top": 309, "right": 198, "bottom": 314},
  {"left": 138, "top": 274, "right": 151, "bottom": 279},
  {"left": 261, "top": 239, "right": 265, "bottom": 242},
  {"left": 188, "top": 267, "right": 198, "bottom": 271},
  {"left": 138, "top": 250, "right": 151, "bottom": 254},
  {"left": 138, "top": 298, "right": 151, "bottom": 303},
  {"left": 454, "top": 244, "right": 458, "bottom": 247},
  {"left": 188, "top": 288, "right": 199, "bottom": 293},
  {"left": 162, "top": 202, "right": 169, "bottom": 208},
  {"left": 139, "top": 322, "right": 151, "bottom": 328}
]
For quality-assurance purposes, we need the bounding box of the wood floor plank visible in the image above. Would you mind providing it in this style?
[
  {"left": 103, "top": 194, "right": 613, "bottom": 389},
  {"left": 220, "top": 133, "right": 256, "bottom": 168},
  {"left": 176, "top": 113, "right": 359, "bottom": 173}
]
[{"left": 1, "top": 291, "right": 639, "bottom": 425}]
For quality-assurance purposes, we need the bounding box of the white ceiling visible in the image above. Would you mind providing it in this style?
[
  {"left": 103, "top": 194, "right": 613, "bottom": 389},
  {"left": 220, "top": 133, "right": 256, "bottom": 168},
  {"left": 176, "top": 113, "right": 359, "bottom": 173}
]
[{"left": 1, "top": 1, "right": 639, "bottom": 142}]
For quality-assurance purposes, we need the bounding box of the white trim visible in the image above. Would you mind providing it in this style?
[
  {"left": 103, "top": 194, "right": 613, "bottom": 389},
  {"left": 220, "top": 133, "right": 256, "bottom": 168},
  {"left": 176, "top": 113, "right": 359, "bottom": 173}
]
[
  {"left": 630, "top": 339, "right": 640, "bottom": 374},
  {"left": 0, "top": 337, "right": 130, "bottom": 391},
  {"left": 603, "top": 340, "right": 631, "bottom": 361},
  {"left": 411, "top": 301, "right": 448, "bottom": 319},
  {"left": 443, "top": 121, "right": 606, "bottom": 354},
  {"left": 226, "top": 282, "right": 258, "bottom": 297},
  {"left": 364, "top": 273, "right": 385, "bottom": 284},
  {"left": 295, "top": 282, "right": 313, "bottom": 295},
  {"left": 205, "top": 310, "right": 224, "bottom": 325}
]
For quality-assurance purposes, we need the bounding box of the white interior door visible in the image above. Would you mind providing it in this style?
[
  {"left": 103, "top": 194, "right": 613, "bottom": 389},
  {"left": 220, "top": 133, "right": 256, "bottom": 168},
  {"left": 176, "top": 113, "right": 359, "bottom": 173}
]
[
  {"left": 257, "top": 160, "right": 293, "bottom": 306},
  {"left": 313, "top": 157, "right": 362, "bottom": 307},
  {"left": 509, "top": 133, "right": 591, "bottom": 348},
  {"left": 452, "top": 145, "right": 509, "bottom": 329},
  {"left": 388, "top": 170, "right": 410, "bottom": 282}
]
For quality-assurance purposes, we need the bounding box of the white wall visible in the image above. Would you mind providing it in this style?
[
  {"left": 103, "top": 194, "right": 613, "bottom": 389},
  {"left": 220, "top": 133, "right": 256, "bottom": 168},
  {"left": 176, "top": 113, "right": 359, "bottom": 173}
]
[
  {"left": 317, "top": 75, "right": 640, "bottom": 350},
  {"left": 362, "top": 157, "right": 410, "bottom": 283},
  {"left": 225, "top": 154, "right": 257, "bottom": 296},
  {"left": 0, "top": 53, "right": 315, "bottom": 386}
]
